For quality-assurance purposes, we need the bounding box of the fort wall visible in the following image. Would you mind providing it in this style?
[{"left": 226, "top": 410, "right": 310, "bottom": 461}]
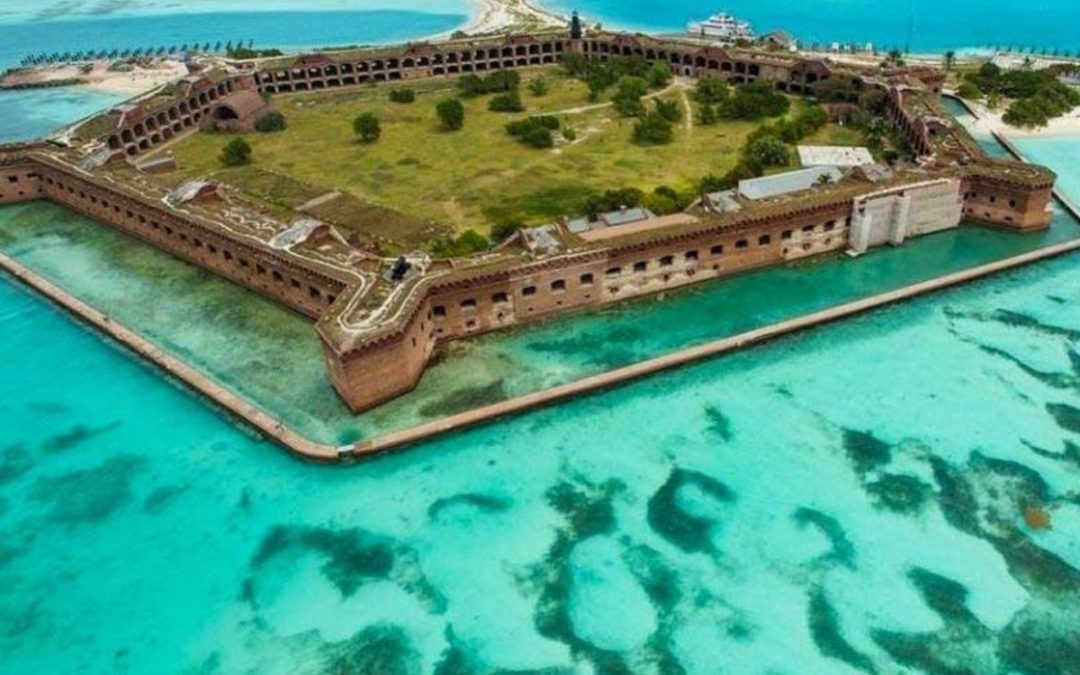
[{"left": 0, "top": 159, "right": 349, "bottom": 319}]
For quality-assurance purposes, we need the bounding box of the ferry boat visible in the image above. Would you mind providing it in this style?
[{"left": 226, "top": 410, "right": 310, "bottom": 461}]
[{"left": 687, "top": 12, "right": 754, "bottom": 41}]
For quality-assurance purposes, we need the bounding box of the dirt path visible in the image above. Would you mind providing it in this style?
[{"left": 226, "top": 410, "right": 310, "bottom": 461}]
[
  {"left": 544, "top": 81, "right": 682, "bottom": 117},
  {"left": 680, "top": 88, "right": 694, "bottom": 133}
]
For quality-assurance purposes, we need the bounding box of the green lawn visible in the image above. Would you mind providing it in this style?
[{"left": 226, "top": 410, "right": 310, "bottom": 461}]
[{"left": 166, "top": 68, "right": 859, "bottom": 236}]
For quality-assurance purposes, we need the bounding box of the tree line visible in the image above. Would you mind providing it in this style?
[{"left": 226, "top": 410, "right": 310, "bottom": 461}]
[{"left": 18, "top": 40, "right": 268, "bottom": 66}]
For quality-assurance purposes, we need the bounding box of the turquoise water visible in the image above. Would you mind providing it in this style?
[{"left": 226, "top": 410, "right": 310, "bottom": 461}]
[
  {"left": 551, "top": 0, "right": 1080, "bottom": 53},
  {"left": 3, "top": 225, "right": 1080, "bottom": 673},
  {"left": 3, "top": 7, "right": 1080, "bottom": 671},
  {"left": 1015, "top": 136, "right": 1080, "bottom": 207}
]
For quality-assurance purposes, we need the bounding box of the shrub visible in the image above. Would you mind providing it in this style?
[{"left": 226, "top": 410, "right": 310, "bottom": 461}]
[
  {"left": 956, "top": 81, "right": 983, "bottom": 100},
  {"left": 220, "top": 137, "right": 252, "bottom": 166},
  {"left": 506, "top": 115, "right": 560, "bottom": 148},
  {"left": 521, "top": 126, "right": 554, "bottom": 148},
  {"left": 719, "top": 81, "right": 790, "bottom": 120},
  {"left": 490, "top": 220, "right": 525, "bottom": 242},
  {"left": 612, "top": 75, "right": 649, "bottom": 117},
  {"left": 654, "top": 98, "right": 682, "bottom": 123},
  {"left": 431, "top": 229, "right": 490, "bottom": 257},
  {"left": 699, "top": 102, "right": 718, "bottom": 125},
  {"left": 632, "top": 112, "right": 674, "bottom": 145},
  {"left": 459, "top": 71, "right": 520, "bottom": 97},
  {"left": 506, "top": 115, "right": 560, "bottom": 137},
  {"left": 646, "top": 61, "right": 672, "bottom": 88},
  {"left": 388, "top": 88, "right": 416, "bottom": 103},
  {"left": 253, "top": 110, "right": 286, "bottom": 132},
  {"left": 562, "top": 127, "right": 578, "bottom": 142},
  {"left": 488, "top": 91, "right": 524, "bottom": 112},
  {"left": 528, "top": 77, "right": 549, "bottom": 96},
  {"left": 694, "top": 77, "right": 730, "bottom": 104},
  {"left": 583, "top": 187, "right": 645, "bottom": 218},
  {"left": 436, "top": 98, "right": 465, "bottom": 130},
  {"left": 353, "top": 112, "right": 381, "bottom": 142}
]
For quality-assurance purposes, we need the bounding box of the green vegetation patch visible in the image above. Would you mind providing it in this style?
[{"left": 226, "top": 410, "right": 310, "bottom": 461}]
[{"left": 167, "top": 67, "right": 829, "bottom": 236}]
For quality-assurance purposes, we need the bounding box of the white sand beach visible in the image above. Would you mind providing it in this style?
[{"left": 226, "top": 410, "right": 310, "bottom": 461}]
[{"left": 2, "top": 60, "right": 189, "bottom": 94}]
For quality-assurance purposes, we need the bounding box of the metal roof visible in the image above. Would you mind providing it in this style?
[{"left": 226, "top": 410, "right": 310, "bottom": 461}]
[
  {"left": 738, "top": 166, "right": 844, "bottom": 200},
  {"left": 599, "top": 207, "right": 654, "bottom": 227}
]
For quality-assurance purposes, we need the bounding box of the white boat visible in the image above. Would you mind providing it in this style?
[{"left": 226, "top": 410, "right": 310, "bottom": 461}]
[{"left": 687, "top": 12, "right": 754, "bottom": 41}]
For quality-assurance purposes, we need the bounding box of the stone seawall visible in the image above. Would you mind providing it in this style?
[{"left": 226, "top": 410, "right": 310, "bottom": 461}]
[
  {"left": 0, "top": 157, "right": 352, "bottom": 320},
  {"left": 0, "top": 250, "right": 342, "bottom": 462}
]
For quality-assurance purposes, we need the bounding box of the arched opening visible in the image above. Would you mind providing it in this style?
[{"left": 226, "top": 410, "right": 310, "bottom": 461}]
[{"left": 213, "top": 105, "right": 240, "bottom": 121}]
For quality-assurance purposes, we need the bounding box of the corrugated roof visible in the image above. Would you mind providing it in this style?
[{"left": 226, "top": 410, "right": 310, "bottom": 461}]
[
  {"left": 600, "top": 207, "right": 654, "bottom": 226},
  {"left": 738, "top": 166, "right": 844, "bottom": 200}
]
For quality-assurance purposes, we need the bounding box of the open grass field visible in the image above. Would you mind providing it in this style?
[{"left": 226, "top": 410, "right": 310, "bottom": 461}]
[{"left": 166, "top": 68, "right": 861, "bottom": 237}]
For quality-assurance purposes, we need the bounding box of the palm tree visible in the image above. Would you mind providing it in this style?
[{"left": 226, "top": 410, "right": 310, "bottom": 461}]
[{"left": 944, "top": 50, "right": 955, "bottom": 71}]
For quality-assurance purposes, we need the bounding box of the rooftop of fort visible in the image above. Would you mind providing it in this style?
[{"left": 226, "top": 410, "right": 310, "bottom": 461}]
[{"left": 2, "top": 26, "right": 1058, "bottom": 362}]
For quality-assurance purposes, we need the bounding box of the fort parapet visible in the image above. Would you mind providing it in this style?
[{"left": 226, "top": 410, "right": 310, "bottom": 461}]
[{"left": 0, "top": 26, "right": 1058, "bottom": 414}]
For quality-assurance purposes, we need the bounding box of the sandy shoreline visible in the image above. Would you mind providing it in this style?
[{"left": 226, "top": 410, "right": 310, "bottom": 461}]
[
  {"left": 969, "top": 103, "right": 1080, "bottom": 139},
  {"left": 451, "top": 0, "right": 564, "bottom": 36},
  {"left": 2, "top": 60, "right": 188, "bottom": 95}
]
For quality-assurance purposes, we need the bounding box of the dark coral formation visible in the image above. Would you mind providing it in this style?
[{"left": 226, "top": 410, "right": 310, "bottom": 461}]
[
  {"left": 322, "top": 624, "right": 419, "bottom": 675},
  {"left": 792, "top": 508, "right": 856, "bottom": 570},
  {"left": 807, "top": 587, "right": 877, "bottom": 674},
  {"left": 703, "top": 405, "right": 734, "bottom": 442},
  {"left": 251, "top": 525, "right": 395, "bottom": 597},
  {"left": 842, "top": 429, "right": 892, "bottom": 476},
  {"left": 428, "top": 492, "right": 511, "bottom": 520},
  {"left": 646, "top": 469, "right": 734, "bottom": 554},
  {"left": 31, "top": 455, "right": 144, "bottom": 524},
  {"left": 40, "top": 421, "right": 121, "bottom": 453}
]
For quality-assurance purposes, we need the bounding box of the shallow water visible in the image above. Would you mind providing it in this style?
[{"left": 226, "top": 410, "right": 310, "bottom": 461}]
[{"left": 2, "top": 219, "right": 1079, "bottom": 673}]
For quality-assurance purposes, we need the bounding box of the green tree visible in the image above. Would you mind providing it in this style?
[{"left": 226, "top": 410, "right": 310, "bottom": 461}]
[
  {"left": 699, "top": 102, "right": 718, "bottom": 125},
  {"left": 490, "top": 220, "right": 524, "bottom": 242},
  {"left": 353, "top": 112, "right": 381, "bottom": 142},
  {"left": 253, "top": 111, "right": 286, "bottom": 132},
  {"left": 694, "top": 77, "right": 730, "bottom": 104},
  {"left": 612, "top": 75, "right": 649, "bottom": 117},
  {"left": 744, "top": 134, "right": 789, "bottom": 167},
  {"left": 944, "top": 50, "right": 956, "bottom": 71},
  {"left": 220, "top": 137, "right": 252, "bottom": 166},
  {"left": 529, "top": 77, "right": 549, "bottom": 96},
  {"left": 632, "top": 112, "right": 674, "bottom": 145},
  {"left": 646, "top": 61, "right": 672, "bottom": 88},
  {"left": 521, "top": 126, "right": 554, "bottom": 148},
  {"left": 488, "top": 91, "right": 524, "bottom": 112},
  {"left": 436, "top": 98, "right": 465, "bottom": 130},
  {"left": 654, "top": 98, "right": 682, "bottom": 123}
]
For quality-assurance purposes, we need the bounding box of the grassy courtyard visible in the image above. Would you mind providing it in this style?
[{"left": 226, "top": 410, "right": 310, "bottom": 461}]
[{"left": 165, "top": 67, "right": 858, "bottom": 239}]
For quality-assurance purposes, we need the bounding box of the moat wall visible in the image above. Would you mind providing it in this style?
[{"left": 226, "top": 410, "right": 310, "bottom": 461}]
[{"left": 0, "top": 159, "right": 349, "bottom": 319}]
